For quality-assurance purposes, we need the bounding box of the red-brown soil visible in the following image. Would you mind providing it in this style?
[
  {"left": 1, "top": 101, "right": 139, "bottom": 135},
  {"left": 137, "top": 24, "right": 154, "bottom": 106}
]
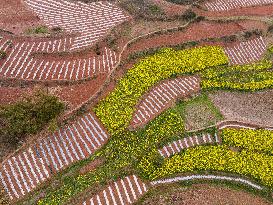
[
  {"left": 0, "top": 0, "right": 41, "bottom": 34},
  {"left": 123, "top": 21, "right": 246, "bottom": 58},
  {"left": 139, "top": 183, "right": 272, "bottom": 205},
  {"left": 150, "top": 0, "right": 189, "bottom": 17},
  {"left": 79, "top": 158, "right": 104, "bottom": 175},
  {"left": 195, "top": 4, "right": 273, "bottom": 17},
  {"left": 0, "top": 73, "right": 107, "bottom": 114},
  {"left": 0, "top": 86, "right": 33, "bottom": 105},
  {"left": 49, "top": 74, "right": 107, "bottom": 112}
]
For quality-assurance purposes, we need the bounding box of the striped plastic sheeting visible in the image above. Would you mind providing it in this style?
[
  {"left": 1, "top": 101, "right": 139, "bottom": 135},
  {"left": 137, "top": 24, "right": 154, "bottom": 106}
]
[
  {"left": 205, "top": 0, "right": 273, "bottom": 11},
  {"left": 224, "top": 37, "right": 267, "bottom": 65},
  {"left": 158, "top": 132, "right": 220, "bottom": 158},
  {"left": 82, "top": 175, "right": 148, "bottom": 205},
  {"left": 0, "top": 113, "right": 109, "bottom": 201},
  {"left": 24, "top": 0, "right": 130, "bottom": 50},
  {"left": 130, "top": 76, "right": 200, "bottom": 129}
]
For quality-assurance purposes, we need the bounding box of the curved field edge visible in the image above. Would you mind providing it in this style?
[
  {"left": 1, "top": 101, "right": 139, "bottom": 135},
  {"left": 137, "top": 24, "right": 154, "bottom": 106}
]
[
  {"left": 94, "top": 46, "right": 228, "bottom": 134},
  {"left": 135, "top": 177, "right": 273, "bottom": 205},
  {"left": 26, "top": 45, "right": 273, "bottom": 204}
]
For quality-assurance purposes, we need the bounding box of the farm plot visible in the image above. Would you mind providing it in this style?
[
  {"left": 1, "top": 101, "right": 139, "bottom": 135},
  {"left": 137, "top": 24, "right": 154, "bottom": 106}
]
[
  {"left": 0, "top": 37, "right": 117, "bottom": 80},
  {"left": 158, "top": 133, "right": 220, "bottom": 158},
  {"left": 205, "top": 0, "right": 273, "bottom": 11},
  {"left": 0, "top": 36, "right": 12, "bottom": 53},
  {"left": 0, "top": 112, "right": 109, "bottom": 201},
  {"left": 224, "top": 36, "right": 267, "bottom": 65},
  {"left": 24, "top": 0, "right": 130, "bottom": 50},
  {"left": 81, "top": 175, "right": 148, "bottom": 205},
  {"left": 130, "top": 76, "right": 200, "bottom": 129}
]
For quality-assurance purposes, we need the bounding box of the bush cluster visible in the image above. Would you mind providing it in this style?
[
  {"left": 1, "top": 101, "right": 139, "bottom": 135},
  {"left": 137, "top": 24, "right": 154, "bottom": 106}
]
[{"left": 0, "top": 90, "right": 65, "bottom": 145}]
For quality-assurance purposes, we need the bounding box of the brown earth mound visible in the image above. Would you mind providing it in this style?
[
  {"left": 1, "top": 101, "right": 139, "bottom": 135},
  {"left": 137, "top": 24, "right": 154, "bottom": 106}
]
[
  {"left": 139, "top": 183, "right": 272, "bottom": 205},
  {"left": 0, "top": 0, "right": 41, "bottom": 34}
]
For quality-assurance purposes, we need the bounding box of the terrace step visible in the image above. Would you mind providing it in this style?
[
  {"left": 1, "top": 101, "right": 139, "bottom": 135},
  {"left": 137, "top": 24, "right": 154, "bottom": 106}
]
[
  {"left": 24, "top": 0, "right": 130, "bottom": 50},
  {"left": 158, "top": 132, "right": 221, "bottom": 158},
  {"left": 0, "top": 40, "right": 117, "bottom": 81},
  {"left": 205, "top": 0, "right": 273, "bottom": 12},
  {"left": 0, "top": 112, "right": 109, "bottom": 201},
  {"left": 130, "top": 75, "right": 200, "bottom": 129},
  {"left": 81, "top": 175, "right": 148, "bottom": 205},
  {"left": 224, "top": 36, "right": 267, "bottom": 65}
]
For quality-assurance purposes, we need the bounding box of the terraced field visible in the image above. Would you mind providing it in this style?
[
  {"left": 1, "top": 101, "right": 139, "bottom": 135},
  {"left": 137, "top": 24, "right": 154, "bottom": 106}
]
[
  {"left": 205, "top": 0, "right": 273, "bottom": 11},
  {"left": 0, "top": 0, "right": 273, "bottom": 204}
]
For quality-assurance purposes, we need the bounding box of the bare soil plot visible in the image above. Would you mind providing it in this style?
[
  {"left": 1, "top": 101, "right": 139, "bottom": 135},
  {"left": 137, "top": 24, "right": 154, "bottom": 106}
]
[
  {"left": 49, "top": 74, "right": 108, "bottom": 112},
  {"left": 138, "top": 183, "right": 272, "bottom": 205},
  {"left": 208, "top": 90, "right": 273, "bottom": 127},
  {"left": 0, "top": 0, "right": 41, "bottom": 34},
  {"left": 124, "top": 21, "right": 245, "bottom": 57}
]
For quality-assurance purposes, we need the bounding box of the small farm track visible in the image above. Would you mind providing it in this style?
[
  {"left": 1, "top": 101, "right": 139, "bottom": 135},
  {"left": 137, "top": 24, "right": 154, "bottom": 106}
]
[{"left": 0, "top": 112, "right": 109, "bottom": 201}]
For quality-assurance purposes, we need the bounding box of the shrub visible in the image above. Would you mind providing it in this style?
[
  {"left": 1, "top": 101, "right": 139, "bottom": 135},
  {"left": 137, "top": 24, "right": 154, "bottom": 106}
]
[
  {"left": 0, "top": 50, "right": 6, "bottom": 59},
  {"left": 181, "top": 10, "right": 197, "bottom": 21},
  {"left": 0, "top": 90, "right": 65, "bottom": 145}
]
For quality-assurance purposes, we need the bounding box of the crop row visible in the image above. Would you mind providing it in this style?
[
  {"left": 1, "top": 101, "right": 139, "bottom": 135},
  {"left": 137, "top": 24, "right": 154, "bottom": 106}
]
[
  {"left": 139, "top": 145, "right": 273, "bottom": 187},
  {"left": 94, "top": 46, "right": 228, "bottom": 134},
  {"left": 221, "top": 128, "right": 273, "bottom": 154},
  {"left": 200, "top": 60, "right": 273, "bottom": 91}
]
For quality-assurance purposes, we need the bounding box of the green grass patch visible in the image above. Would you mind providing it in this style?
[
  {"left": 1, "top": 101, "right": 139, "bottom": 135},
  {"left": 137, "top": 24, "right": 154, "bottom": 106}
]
[{"left": 175, "top": 93, "right": 223, "bottom": 130}]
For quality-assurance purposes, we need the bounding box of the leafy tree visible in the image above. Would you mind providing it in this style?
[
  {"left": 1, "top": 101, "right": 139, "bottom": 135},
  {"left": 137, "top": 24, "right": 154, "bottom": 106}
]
[{"left": 0, "top": 90, "right": 65, "bottom": 145}]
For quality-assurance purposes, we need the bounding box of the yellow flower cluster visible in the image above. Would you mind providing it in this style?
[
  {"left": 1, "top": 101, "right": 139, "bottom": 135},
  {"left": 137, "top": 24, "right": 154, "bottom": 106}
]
[
  {"left": 200, "top": 60, "right": 273, "bottom": 91},
  {"left": 95, "top": 46, "right": 228, "bottom": 134},
  {"left": 145, "top": 145, "right": 273, "bottom": 187},
  {"left": 222, "top": 128, "right": 273, "bottom": 154}
]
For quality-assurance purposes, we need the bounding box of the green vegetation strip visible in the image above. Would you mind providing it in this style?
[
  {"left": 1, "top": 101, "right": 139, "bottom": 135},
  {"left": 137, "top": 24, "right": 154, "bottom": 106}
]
[
  {"left": 200, "top": 60, "right": 273, "bottom": 91},
  {"left": 140, "top": 145, "right": 273, "bottom": 187},
  {"left": 94, "top": 46, "right": 228, "bottom": 134},
  {"left": 37, "top": 46, "right": 273, "bottom": 204},
  {"left": 222, "top": 128, "right": 273, "bottom": 155}
]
